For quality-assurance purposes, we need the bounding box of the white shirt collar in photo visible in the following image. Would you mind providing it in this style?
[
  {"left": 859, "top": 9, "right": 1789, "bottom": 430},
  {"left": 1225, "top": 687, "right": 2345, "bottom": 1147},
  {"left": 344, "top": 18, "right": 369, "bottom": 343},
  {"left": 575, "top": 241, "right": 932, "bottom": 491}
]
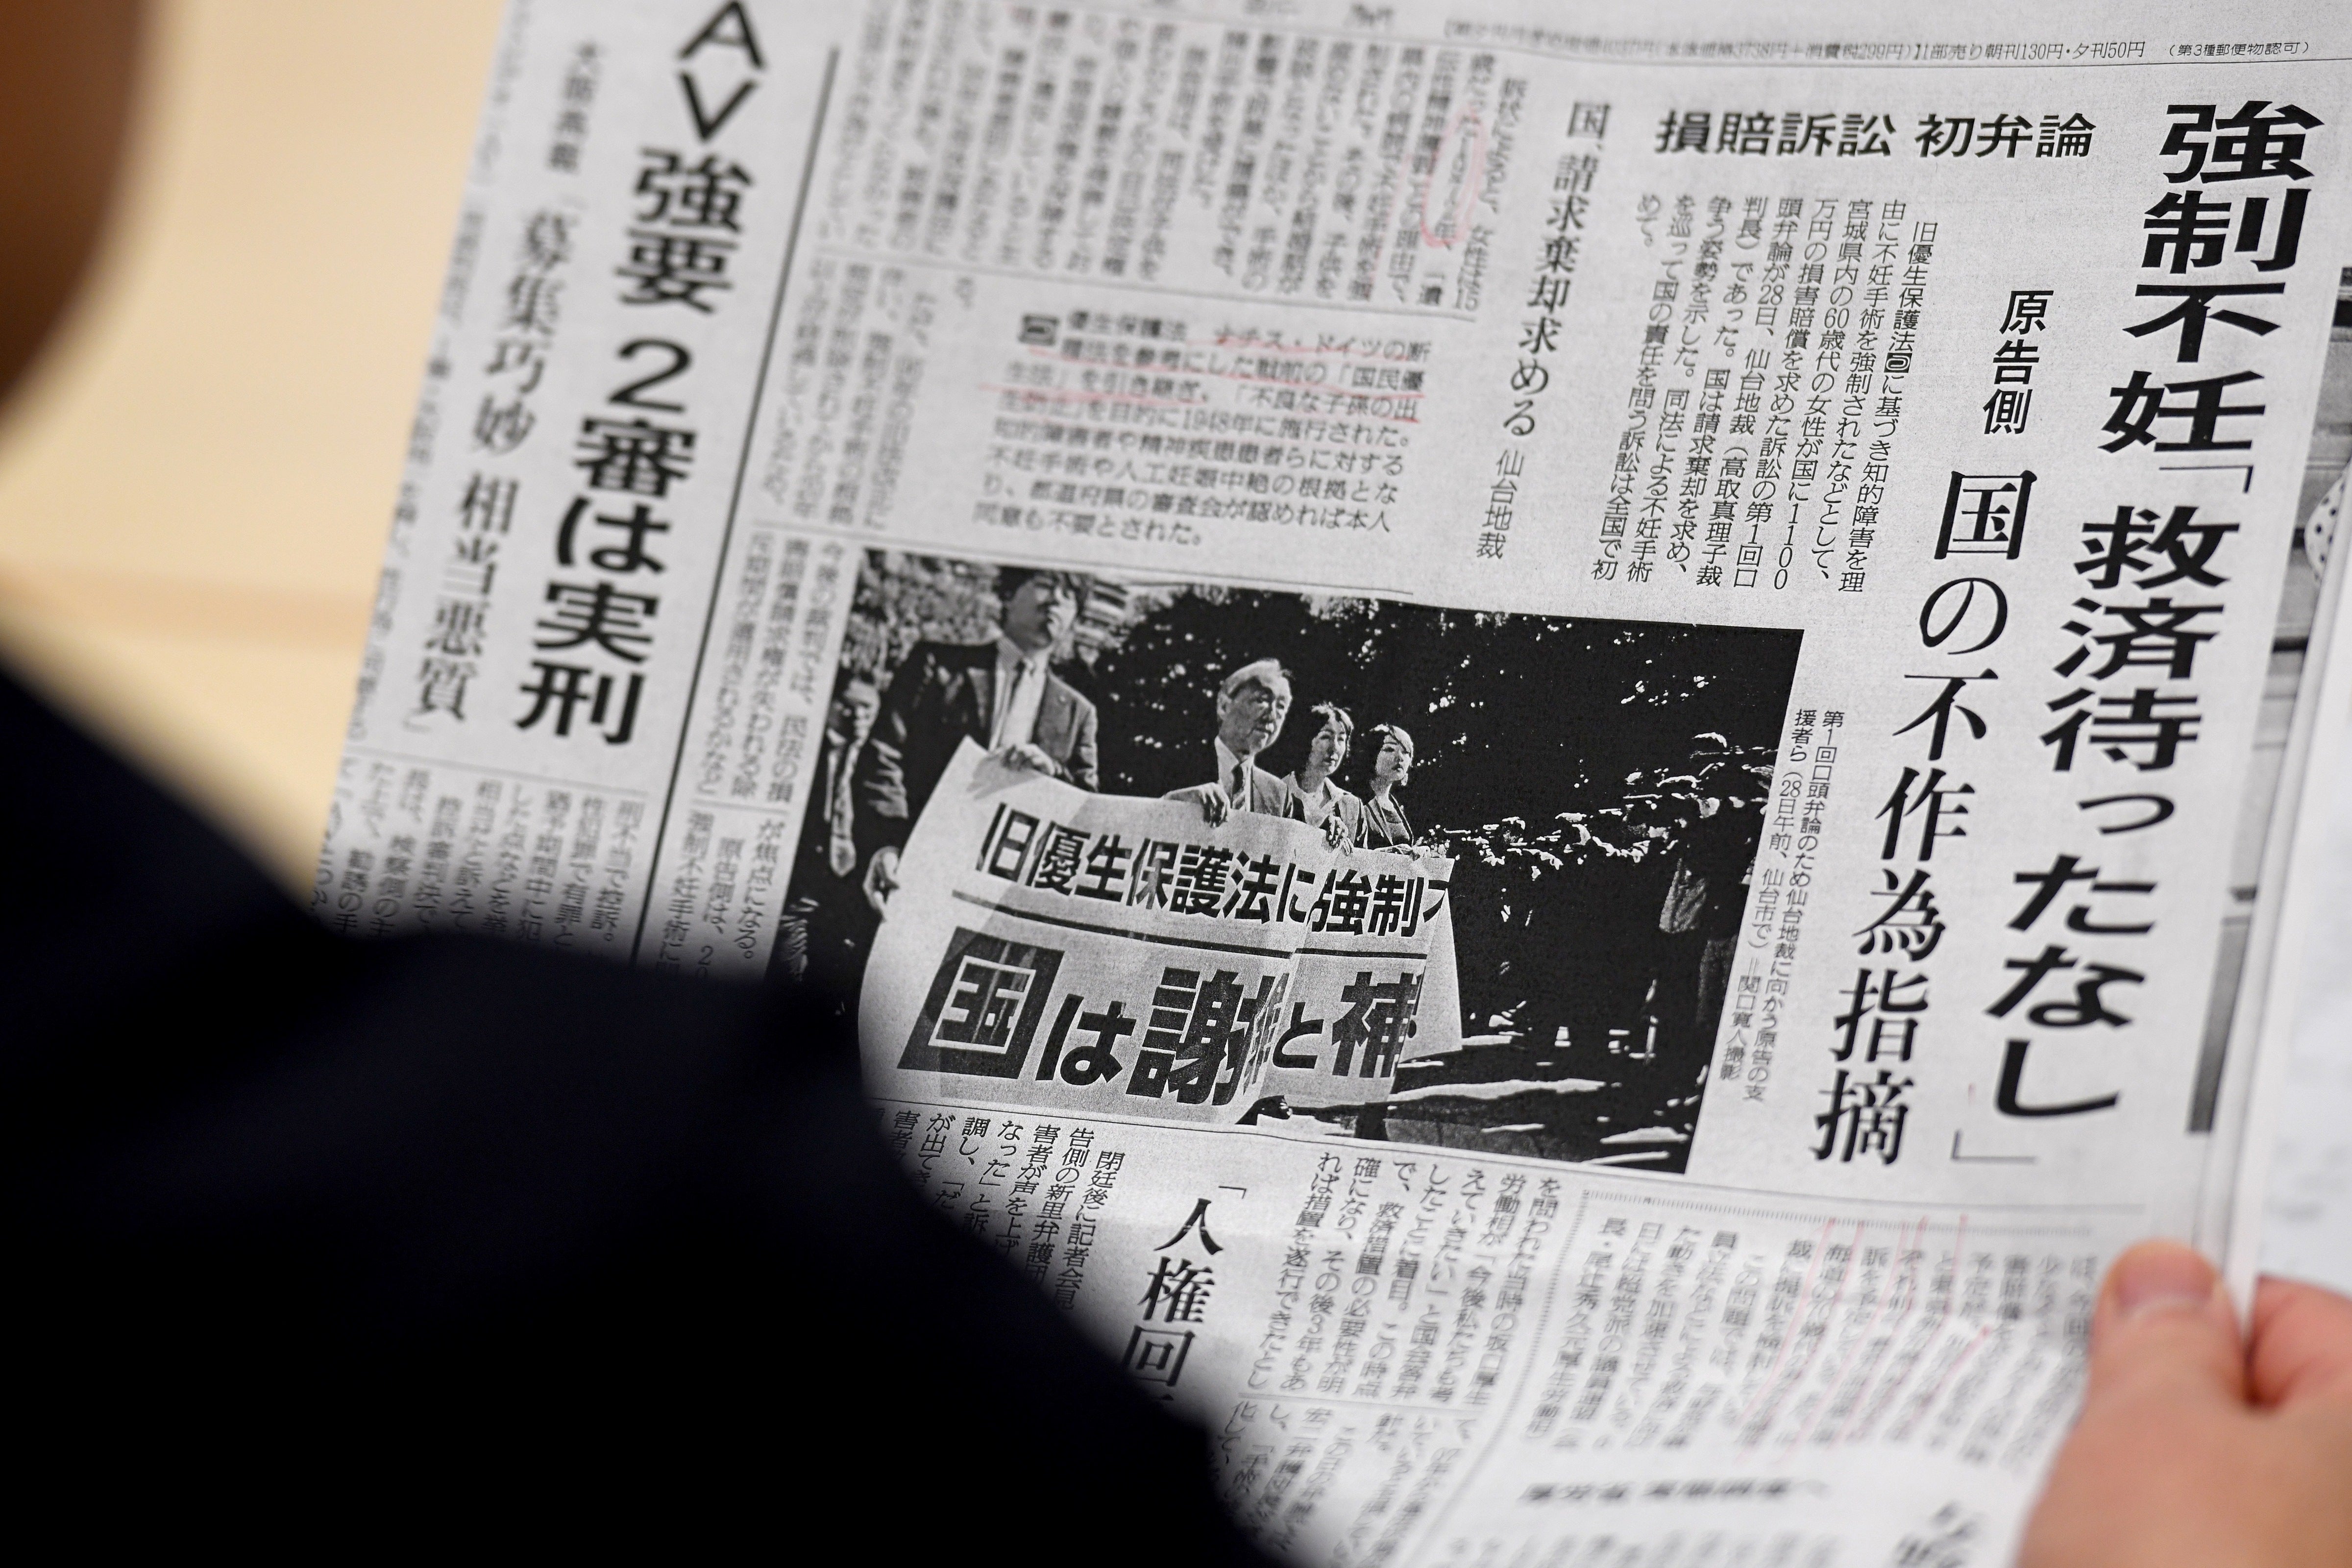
[{"left": 1288, "top": 772, "right": 1343, "bottom": 826}]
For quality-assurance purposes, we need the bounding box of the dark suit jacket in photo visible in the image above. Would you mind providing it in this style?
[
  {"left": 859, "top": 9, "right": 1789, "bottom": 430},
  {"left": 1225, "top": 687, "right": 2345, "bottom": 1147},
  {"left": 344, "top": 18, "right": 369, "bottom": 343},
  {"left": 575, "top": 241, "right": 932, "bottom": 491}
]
[
  {"left": 858, "top": 639, "right": 1100, "bottom": 856},
  {"left": 1164, "top": 753, "right": 1302, "bottom": 820},
  {"left": 796, "top": 729, "right": 865, "bottom": 882}
]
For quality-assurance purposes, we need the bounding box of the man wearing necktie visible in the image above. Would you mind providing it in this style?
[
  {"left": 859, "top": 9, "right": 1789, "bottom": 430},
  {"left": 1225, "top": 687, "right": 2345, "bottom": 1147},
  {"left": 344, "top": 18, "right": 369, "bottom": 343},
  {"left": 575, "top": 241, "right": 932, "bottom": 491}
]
[
  {"left": 771, "top": 676, "right": 883, "bottom": 993},
  {"left": 858, "top": 567, "right": 1101, "bottom": 915},
  {"left": 1165, "top": 658, "right": 1305, "bottom": 828}
]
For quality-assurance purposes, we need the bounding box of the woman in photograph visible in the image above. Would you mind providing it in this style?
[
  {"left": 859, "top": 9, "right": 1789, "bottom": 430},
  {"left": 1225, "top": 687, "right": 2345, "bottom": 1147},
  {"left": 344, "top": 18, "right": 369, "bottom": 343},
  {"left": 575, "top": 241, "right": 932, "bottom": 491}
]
[
  {"left": 1283, "top": 702, "right": 1367, "bottom": 847},
  {"left": 1359, "top": 722, "right": 1417, "bottom": 850}
]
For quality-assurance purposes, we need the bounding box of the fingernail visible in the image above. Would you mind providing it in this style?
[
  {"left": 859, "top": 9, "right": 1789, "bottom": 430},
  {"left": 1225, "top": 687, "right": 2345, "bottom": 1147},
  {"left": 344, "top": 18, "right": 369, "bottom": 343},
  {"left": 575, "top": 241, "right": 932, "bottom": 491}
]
[{"left": 2113, "top": 1244, "right": 2220, "bottom": 1321}]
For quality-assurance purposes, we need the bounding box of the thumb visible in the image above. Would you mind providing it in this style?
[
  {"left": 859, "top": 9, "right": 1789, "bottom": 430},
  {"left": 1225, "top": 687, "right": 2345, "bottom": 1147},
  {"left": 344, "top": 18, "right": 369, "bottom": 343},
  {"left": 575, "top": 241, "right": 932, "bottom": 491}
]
[{"left": 2084, "top": 1240, "right": 2247, "bottom": 1413}]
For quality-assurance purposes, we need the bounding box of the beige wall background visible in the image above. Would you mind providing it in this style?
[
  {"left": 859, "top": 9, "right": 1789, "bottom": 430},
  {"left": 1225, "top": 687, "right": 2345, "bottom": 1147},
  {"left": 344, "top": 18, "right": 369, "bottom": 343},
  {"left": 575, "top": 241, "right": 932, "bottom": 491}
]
[{"left": 0, "top": 0, "right": 506, "bottom": 888}]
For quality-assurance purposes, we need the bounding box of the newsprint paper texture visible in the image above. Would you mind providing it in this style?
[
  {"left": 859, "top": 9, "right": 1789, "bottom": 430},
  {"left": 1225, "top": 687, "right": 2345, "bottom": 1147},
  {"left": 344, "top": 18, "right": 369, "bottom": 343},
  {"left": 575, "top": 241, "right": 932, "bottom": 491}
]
[{"left": 319, "top": 1, "right": 2352, "bottom": 1560}]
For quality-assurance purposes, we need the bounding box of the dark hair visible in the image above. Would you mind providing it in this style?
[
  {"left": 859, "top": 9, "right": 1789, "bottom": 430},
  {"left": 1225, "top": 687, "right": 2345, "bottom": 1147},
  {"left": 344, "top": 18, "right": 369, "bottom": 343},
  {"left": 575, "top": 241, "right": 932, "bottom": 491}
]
[
  {"left": 995, "top": 565, "right": 1088, "bottom": 603},
  {"left": 1307, "top": 701, "right": 1355, "bottom": 745},
  {"left": 1356, "top": 722, "right": 1415, "bottom": 792}
]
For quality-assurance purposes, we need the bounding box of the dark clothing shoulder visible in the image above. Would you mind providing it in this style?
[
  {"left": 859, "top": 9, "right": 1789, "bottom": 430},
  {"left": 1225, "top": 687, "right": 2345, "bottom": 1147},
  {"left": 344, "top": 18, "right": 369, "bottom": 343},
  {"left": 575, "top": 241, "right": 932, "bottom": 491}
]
[
  {"left": 857, "top": 638, "right": 1101, "bottom": 855},
  {"left": 1, "top": 670, "right": 1258, "bottom": 1560}
]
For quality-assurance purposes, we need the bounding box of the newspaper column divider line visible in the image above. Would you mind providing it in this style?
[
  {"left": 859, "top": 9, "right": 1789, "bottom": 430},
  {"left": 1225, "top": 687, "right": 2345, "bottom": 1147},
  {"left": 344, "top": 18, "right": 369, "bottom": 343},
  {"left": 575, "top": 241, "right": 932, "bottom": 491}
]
[{"left": 629, "top": 45, "right": 840, "bottom": 966}]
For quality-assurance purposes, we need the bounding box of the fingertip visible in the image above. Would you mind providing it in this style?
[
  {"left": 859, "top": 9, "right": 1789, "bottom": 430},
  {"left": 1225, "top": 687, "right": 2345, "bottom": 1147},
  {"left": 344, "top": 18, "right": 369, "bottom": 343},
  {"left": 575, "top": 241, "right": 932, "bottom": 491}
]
[
  {"left": 2085, "top": 1241, "right": 2245, "bottom": 1408},
  {"left": 2105, "top": 1240, "right": 2227, "bottom": 1327},
  {"left": 2250, "top": 1273, "right": 2352, "bottom": 1408},
  {"left": 2252, "top": 1271, "right": 2352, "bottom": 1326}
]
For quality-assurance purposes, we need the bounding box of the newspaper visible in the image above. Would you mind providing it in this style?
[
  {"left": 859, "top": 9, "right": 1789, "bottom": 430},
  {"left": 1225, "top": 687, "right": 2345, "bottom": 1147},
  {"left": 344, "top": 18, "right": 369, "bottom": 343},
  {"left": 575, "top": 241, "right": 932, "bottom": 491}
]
[
  {"left": 2233, "top": 458, "right": 2352, "bottom": 1301},
  {"left": 318, "top": 1, "right": 2352, "bottom": 1559}
]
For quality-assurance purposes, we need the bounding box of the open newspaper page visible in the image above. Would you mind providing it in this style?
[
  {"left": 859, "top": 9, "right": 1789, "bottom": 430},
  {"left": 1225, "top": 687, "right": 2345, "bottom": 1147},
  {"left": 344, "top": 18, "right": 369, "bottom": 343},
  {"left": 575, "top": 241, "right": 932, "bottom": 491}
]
[{"left": 320, "top": 1, "right": 2352, "bottom": 1559}]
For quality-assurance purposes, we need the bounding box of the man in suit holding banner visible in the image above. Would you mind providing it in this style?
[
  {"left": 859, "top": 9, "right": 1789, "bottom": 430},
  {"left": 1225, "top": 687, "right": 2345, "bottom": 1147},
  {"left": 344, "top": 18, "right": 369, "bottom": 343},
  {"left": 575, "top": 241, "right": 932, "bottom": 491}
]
[
  {"left": 1167, "top": 658, "right": 1304, "bottom": 828},
  {"left": 859, "top": 566, "right": 1100, "bottom": 913}
]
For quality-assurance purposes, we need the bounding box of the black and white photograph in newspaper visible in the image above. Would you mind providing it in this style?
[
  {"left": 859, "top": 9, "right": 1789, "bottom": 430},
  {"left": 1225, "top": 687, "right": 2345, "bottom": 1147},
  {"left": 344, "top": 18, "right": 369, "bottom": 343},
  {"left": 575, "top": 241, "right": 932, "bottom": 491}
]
[{"left": 781, "top": 548, "right": 1801, "bottom": 1173}]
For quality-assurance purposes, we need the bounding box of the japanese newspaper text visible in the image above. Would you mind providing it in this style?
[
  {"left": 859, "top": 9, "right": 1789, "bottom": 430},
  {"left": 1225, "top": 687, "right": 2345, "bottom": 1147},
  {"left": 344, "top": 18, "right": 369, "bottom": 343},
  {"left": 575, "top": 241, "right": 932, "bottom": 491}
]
[{"left": 319, "top": 1, "right": 2352, "bottom": 1560}]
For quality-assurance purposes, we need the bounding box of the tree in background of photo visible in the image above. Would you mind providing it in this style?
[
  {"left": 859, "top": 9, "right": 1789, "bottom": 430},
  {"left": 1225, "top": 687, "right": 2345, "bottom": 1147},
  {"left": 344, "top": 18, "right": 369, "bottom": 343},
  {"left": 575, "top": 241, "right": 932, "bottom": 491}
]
[
  {"left": 1081, "top": 588, "right": 1798, "bottom": 823},
  {"left": 1081, "top": 587, "right": 1800, "bottom": 1171},
  {"left": 836, "top": 554, "right": 1003, "bottom": 684}
]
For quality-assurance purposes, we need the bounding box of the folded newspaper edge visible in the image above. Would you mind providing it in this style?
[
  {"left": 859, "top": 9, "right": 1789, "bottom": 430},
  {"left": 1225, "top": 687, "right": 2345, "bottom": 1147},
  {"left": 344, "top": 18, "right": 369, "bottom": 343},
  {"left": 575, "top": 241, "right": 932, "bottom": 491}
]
[{"left": 2231, "top": 454, "right": 2352, "bottom": 1302}]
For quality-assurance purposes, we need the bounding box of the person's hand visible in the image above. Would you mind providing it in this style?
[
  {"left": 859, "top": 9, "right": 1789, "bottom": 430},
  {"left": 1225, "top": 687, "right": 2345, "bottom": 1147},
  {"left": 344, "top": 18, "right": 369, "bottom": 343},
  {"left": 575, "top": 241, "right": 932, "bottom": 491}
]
[
  {"left": 1000, "top": 742, "right": 1057, "bottom": 775},
  {"left": 2021, "top": 1241, "right": 2352, "bottom": 1568},
  {"left": 862, "top": 845, "right": 900, "bottom": 916},
  {"left": 1322, "top": 813, "right": 1350, "bottom": 851},
  {"left": 1198, "top": 791, "right": 1231, "bottom": 827}
]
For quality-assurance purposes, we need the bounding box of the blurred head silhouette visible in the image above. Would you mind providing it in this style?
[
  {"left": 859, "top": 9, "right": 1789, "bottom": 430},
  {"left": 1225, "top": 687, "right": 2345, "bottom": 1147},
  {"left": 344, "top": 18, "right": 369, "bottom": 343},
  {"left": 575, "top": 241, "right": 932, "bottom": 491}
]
[{"left": 0, "top": 1, "right": 143, "bottom": 411}]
